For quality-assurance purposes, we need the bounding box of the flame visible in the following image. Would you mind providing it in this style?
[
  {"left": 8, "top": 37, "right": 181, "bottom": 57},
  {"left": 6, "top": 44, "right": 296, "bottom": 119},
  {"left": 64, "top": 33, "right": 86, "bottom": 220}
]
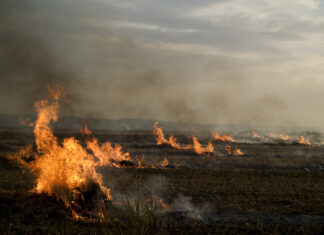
[
  {"left": 252, "top": 131, "right": 263, "bottom": 139},
  {"left": 80, "top": 122, "right": 92, "bottom": 135},
  {"left": 211, "top": 131, "right": 235, "bottom": 142},
  {"left": 225, "top": 145, "right": 232, "bottom": 155},
  {"left": 279, "top": 134, "right": 290, "bottom": 141},
  {"left": 17, "top": 86, "right": 136, "bottom": 209},
  {"left": 153, "top": 122, "right": 213, "bottom": 155},
  {"left": 135, "top": 156, "right": 155, "bottom": 169},
  {"left": 153, "top": 122, "right": 192, "bottom": 150},
  {"left": 160, "top": 156, "right": 169, "bottom": 167},
  {"left": 233, "top": 148, "right": 244, "bottom": 156},
  {"left": 225, "top": 145, "right": 243, "bottom": 156},
  {"left": 153, "top": 122, "right": 182, "bottom": 149},
  {"left": 192, "top": 136, "right": 214, "bottom": 155},
  {"left": 299, "top": 136, "right": 312, "bottom": 146},
  {"left": 158, "top": 199, "right": 169, "bottom": 209}
]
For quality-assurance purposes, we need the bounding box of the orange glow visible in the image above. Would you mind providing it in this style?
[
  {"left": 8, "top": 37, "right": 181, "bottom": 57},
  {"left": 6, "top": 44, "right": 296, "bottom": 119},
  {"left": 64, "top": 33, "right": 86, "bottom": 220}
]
[
  {"left": 160, "top": 156, "right": 169, "bottom": 167},
  {"left": 80, "top": 122, "right": 92, "bottom": 135},
  {"left": 252, "top": 131, "right": 263, "bottom": 139},
  {"left": 233, "top": 148, "right": 244, "bottom": 156},
  {"left": 153, "top": 122, "right": 192, "bottom": 150},
  {"left": 211, "top": 131, "right": 235, "bottom": 142},
  {"left": 279, "top": 134, "right": 290, "bottom": 141},
  {"left": 299, "top": 136, "right": 311, "bottom": 146},
  {"left": 225, "top": 145, "right": 232, "bottom": 155},
  {"left": 17, "top": 86, "right": 137, "bottom": 209},
  {"left": 158, "top": 199, "right": 169, "bottom": 209},
  {"left": 225, "top": 145, "right": 243, "bottom": 156},
  {"left": 192, "top": 136, "right": 214, "bottom": 155}
]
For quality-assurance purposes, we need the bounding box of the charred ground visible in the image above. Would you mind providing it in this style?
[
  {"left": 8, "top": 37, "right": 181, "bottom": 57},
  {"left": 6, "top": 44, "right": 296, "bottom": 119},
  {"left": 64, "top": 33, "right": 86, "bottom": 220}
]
[{"left": 0, "top": 129, "right": 324, "bottom": 234}]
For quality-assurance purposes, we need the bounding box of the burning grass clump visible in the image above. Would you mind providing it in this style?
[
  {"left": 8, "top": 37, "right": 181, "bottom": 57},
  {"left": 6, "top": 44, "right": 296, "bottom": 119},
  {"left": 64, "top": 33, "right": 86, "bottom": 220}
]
[{"left": 9, "top": 86, "right": 134, "bottom": 218}]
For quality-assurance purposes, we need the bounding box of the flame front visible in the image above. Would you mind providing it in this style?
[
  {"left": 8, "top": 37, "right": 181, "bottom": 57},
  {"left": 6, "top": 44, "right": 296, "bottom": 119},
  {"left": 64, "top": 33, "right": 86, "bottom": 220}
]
[
  {"left": 153, "top": 122, "right": 213, "bottom": 155},
  {"left": 212, "top": 131, "right": 235, "bottom": 142}
]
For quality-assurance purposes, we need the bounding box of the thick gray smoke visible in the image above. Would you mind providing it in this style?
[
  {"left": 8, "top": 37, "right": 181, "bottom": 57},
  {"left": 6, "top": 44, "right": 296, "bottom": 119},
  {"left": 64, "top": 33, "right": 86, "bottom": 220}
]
[{"left": 0, "top": 0, "right": 323, "bottom": 130}]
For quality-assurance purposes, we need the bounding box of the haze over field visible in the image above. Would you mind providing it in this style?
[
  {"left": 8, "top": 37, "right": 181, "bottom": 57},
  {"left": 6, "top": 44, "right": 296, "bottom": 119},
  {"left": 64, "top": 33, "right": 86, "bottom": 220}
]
[{"left": 1, "top": 0, "right": 324, "bottom": 129}]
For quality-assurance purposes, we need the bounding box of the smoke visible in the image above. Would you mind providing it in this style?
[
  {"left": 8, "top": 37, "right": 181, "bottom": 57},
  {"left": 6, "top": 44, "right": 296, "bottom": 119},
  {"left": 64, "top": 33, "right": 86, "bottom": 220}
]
[{"left": 0, "top": 0, "right": 323, "bottom": 130}]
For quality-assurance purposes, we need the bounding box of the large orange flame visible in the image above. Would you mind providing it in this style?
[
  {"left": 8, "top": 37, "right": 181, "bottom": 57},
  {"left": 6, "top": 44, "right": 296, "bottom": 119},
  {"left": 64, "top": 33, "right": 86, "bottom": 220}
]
[
  {"left": 211, "top": 131, "right": 235, "bottom": 142},
  {"left": 18, "top": 86, "right": 137, "bottom": 209},
  {"left": 30, "top": 86, "right": 114, "bottom": 203}
]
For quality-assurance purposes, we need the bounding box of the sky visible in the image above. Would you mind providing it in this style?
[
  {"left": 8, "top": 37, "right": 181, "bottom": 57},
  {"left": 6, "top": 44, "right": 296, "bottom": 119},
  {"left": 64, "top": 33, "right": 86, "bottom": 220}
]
[{"left": 0, "top": 0, "right": 324, "bottom": 129}]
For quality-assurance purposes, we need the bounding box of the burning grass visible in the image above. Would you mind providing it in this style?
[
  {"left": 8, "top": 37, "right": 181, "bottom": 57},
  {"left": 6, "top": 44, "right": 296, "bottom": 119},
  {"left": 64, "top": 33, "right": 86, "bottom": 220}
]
[{"left": 1, "top": 87, "right": 324, "bottom": 233}]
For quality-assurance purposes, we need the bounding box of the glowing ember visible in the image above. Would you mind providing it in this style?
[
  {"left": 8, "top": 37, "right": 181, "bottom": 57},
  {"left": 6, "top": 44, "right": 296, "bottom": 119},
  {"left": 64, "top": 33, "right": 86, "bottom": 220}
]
[
  {"left": 298, "top": 136, "right": 312, "bottom": 146},
  {"left": 211, "top": 131, "right": 235, "bottom": 142}
]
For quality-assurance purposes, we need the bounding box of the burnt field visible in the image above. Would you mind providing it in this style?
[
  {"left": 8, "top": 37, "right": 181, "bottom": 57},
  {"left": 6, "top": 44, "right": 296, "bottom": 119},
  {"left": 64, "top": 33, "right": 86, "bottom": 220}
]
[{"left": 1, "top": 129, "right": 324, "bottom": 234}]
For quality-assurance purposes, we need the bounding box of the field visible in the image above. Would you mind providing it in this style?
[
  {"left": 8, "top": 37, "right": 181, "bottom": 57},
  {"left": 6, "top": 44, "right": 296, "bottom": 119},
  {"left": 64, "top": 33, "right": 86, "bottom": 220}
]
[{"left": 1, "top": 129, "right": 324, "bottom": 234}]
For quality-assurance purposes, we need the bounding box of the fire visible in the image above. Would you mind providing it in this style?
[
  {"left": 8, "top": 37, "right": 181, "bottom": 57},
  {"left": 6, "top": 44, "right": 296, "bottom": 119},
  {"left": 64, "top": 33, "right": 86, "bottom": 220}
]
[
  {"left": 16, "top": 86, "right": 135, "bottom": 210},
  {"left": 153, "top": 122, "right": 183, "bottom": 149},
  {"left": 252, "top": 131, "right": 263, "bottom": 139},
  {"left": 225, "top": 145, "right": 232, "bottom": 155},
  {"left": 279, "top": 134, "right": 290, "bottom": 141},
  {"left": 192, "top": 136, "right": 214, "bottom": 155},
  {"left": 80, "top": 122, "right": 92, "bottom": 135},
  {"left": 135, "top": 156, "right": 155, "bottom": 169},
  {"left": 225, "top": 146, "right": 244, "bottom": 156},
  {"left": 160, "top": 156, "right": 169, "bottom": 167},
  {"left": 158, "top": 199, "right": 169, "bottom": 209},
  {"left": 233, "top": 148, "right": 244, "bottom": 156},
  {"left": 153, "top": 122, "right": 214, "bottom": 155},
  {"left": 299, "top": 136, "right": 311, "bottom": 146},
  {"left": 211, "top": 131, "right": 235, "bottom": 142}
]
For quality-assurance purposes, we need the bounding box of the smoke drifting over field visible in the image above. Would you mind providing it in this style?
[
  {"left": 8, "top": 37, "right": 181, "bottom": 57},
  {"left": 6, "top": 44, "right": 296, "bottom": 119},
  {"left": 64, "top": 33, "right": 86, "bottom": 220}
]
[{"left": 1, "top": 0, "right": 324, "bottom": 129}]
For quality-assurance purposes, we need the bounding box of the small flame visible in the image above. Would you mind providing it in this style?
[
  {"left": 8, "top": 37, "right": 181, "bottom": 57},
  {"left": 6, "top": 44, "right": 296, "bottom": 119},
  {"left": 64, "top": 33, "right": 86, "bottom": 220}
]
[
  {"left": 192, "top": 136, "right": 214, "bottom": 155},
  {"left": 160, "top": 156, "right": 169, "bottom": 167},
  {"left": 225, "top": 145, "right": 232, "bottom": 155},
  {"left": 233, "top": 148, "right": 244, "bottom": 156},
  {"left": 299, "top": 136, "right": 312, "bottom": 146},
  {"left": 252, "top": 131, "right": 263, "bottom": 139},
  {"left": 153, "top": 122, "right": 213, "bottom": 155},
  {"left": 225, "top": 146, "right": 244, "bottom": 156},
  {"left": 80, "top": 122, "right": 92, "bottom": 135},
  {"left": 158, "top": 199, "right": 169, "bottom": 209},
  {"left": 211, "top": 131, "right": 235, "bottom": 142},
  {"left": 279, "top": 134, "right": 290, "bottom": 141}
]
